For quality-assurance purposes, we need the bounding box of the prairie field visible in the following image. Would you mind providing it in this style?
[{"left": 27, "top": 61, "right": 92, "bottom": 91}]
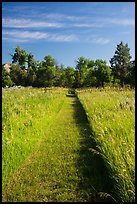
[
  {"left": 2, "top": 87, "right": 135, "bottom": 202},
  {"left": 2, "top": 87, "right": 67, "bottom": 189},
  {"left": 77, "top": 87, "right": 135, "bottom": 202}
]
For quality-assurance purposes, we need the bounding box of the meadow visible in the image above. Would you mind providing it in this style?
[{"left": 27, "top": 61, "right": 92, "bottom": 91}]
[
  {"left": 77, "top": 87, "right": 135, "bottom": 202},
  {"left": 2, "top": 86, "right": 135, "bottom": 202},
  {"left": 2, "top": 87, "right": 67, "bottom": 190}
]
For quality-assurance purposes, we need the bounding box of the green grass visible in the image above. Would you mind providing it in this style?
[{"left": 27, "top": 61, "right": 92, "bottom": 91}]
[
  {"left": 2, "top": 87, "right": 135, "bottom": 202},
  {"left": 2, "top": 87, "right": 116, "bottom": 202},
  {"left": 76, "top": 87, "right": 135, "bottom": 202},
  {"left": 2, "top": 87, "right": 67, "bottom": 190},
  {"left": 3, "top": 95, "right": 82, "bottom": 202}
]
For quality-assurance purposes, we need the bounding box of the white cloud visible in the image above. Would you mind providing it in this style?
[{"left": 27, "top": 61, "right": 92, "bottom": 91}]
[
  {"left": 3, "top": 37, "right": 29, "bottom": 43},
  {"left": 2, "top": 16, "right": 134, "bottom": 31},
  {"left": 3, "top": 29, "right": 111, "bottom": 45},
  {"left": 85, "top": 36, "right": 111, "bottom": 44},
  {"left": 48, "top": 34, "right": 78, "bottom": 42},
  {"left": 3, "top": 30, "right": 49, "bottom": 39},
  {"left": 2, "top": 18, "right": 64, "bottom": 28},
  {"left": 41, "top": 13, "right": 87, "bottom": 21},
  {"left": 108, "top": 18, "right": 134, "bottom": 26},
  {"left": 94, "top": 37, "right": 111, "bottom": 44},
  {"left": 96, "top": 17, "right": 135, "bottom": 26},
  {"left": 2, "top": 30, "right": 78, "bottom": 42},
  {"left": 73, "top": 23, "right": 104, "bottom": 28},
  {"left": 44, "top": 14, "right": 135, "bottom": 27}
]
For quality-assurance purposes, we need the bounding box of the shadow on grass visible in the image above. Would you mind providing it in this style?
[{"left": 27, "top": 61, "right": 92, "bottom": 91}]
[{"left": 71, "top": 96, "right": 117, "bottom": 202}]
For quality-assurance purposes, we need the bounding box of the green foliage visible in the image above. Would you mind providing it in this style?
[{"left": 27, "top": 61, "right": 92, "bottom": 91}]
[
  {"left": 76, "top": 56, "right": 89, "bottom": 71},
  {"left": 12, "top": 46, "right": 27, "bottom": 68},
  {"left": 73, "top": 70, "right": 81, "bottom": 88},
  {"left": 87, "top": 60, "right": 95, "bottom": 68},
  {"left": 3, "top": 43, "right": 135, "bottom": 88},
  {"left": 10, "top": 64, "right": 28, "bottom": 86},
  {"left": 65, "top": 66, "right": 75, "bottom": 88},
  {"left": 43, "top": 55, "right": 56, "bottom": 67},
  {"left": 54, "top": 65, "right": 66, "bottom": 87},
  {"left": 27, "top": 53, "right": 37, "bottom": 71},
  {"left": 94, "top": 60, "right": 112, "bottom": 87},
  {"left": 110, "top": 41, "right": 132, "bottom": 87},
  {"left": 36, "top": 65, "right": 56, "bottom": 87},
  {"left": 27, "top": 67, "right": 37, "bottom": 86},
  {"left": 34, "top": 55, "right": 57, "bottom": 87},
  {"left": 82, "top": 68, "right": 96, "bottom": 87},
  {"left": 2, "top": 70, "right": 14, "bottom": 87},
  {"left": 75, "top": 56, "right": 89, "bottom": 86},
  {"left": 125, "top": 60, "right": 135, "bottom": 87}
]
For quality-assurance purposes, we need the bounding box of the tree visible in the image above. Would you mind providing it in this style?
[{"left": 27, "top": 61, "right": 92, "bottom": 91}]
[
  {"left": 75, "top": 56, "right": 89, "bottom": 86},
  {"left": 36, "top": 56, "right": 56, "bottom": 87},
  {"left": 54, "top": 64, "right": 66, "bottom": 87},
  {"left": 27, "top": 53, "right": 37, "bottom": 86},
  {"left": 125, "top": 60, "right": 135, "bottom": 87},
  {"left": 87, "top": 59, "right": 95, "bottom": 69},
  {"left": 10, "top": 64, "right": 28, "bottom": 86},
  {"left": 73, "top": 70, "right": 81, "bottom": 88},
  {"left": 27, "top": 67, "right": 37, "bottom": 86},
  {"left": 65, "top": 66, "right": 75, "bottom": 88},
  {"left": 43, "top": 55, "right": 56, "bottom": 67},
  {"left": 110, "top": 41, "right": 132, "bottom": 87},
  {"left": 27, "top": 53, "right": 37, "bottom": 70},
  {"left": 94, "top": 60, "right": 111, "bottom": 87},
  {"left": 83, "top": 67, "right": 97, "bottom": 87},
  {"left": 83, "top": 59, "right": 95, "bottom": 87},
  {"left": 11, "top": 46, "right": 28, "bottom": 68},
  {"left": 2, "top": 70, "right": 13, "bottom": 87},
  {"left": 37, "top": 66, "right": 56, "bottom": 87}
]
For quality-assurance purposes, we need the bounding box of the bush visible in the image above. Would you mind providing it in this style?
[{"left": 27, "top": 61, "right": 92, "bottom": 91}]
[{"left": 2, "top": 71, "right": 14, "bottom": 87}]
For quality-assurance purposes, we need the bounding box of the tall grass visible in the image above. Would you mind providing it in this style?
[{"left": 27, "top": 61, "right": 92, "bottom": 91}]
[
  {"left": 76, "top": 87, "right": 135, "bottom": 202},
  {"left": 2, "top": 87, "right": 67, "bottom": 190},
  {"left": 3, "top": 88, "right": 104, "bottom": 202}
]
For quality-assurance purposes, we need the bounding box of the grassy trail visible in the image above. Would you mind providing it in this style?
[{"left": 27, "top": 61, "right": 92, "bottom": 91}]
[{"left": 3, "top": 94, "right": 116, "bottom": 202}]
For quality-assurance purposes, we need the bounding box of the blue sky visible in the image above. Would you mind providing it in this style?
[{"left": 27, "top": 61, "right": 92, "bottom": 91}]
[{"left": 2, "top": 2, "right": 135, "bottom": 68}]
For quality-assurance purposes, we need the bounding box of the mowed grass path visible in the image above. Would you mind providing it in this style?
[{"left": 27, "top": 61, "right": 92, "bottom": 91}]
[{"left": 3, "top": 94, "right": 115, "bottom": 202}]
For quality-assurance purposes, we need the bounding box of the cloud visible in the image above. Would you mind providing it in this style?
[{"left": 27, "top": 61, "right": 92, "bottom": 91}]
[
  {"left": 2, "top": 16, "right": 134, "bottom": 32},
  {"left": 44, "top": 13, "right": 87, "bottom": 21},
  {"left": 3, "top": 30, "right": 49, "bottom": 39},
  {"left": 96, "top": 17, "right": 135, "bottom": 26},
  {"left": 2, "top": 30, "right": 78, "bottom": 42},
  {"left": 48, "top": 34, "right": 78, "bottom": 42},
  {"left": 2, "top": 18, "right": 64, "bottom": 28},
  {"left": 85, "top": 36, "right": 111, "bottom": 44},
  {"left": 107, "top": 18, "right": 134, "bottom": 26},
  {"left": 2, "top": 37, "right": 29, "bottom": 43},
  {"left": 72, "top": 23, "right": 104, "bottom": 28},
  {"left": 94, "top": 37, "right": 111, "bottom": 44},
  {"left": 43, "top": 13, "right": 135, "bottom": 27},
  {"left": 3, "top": 29, "right": 111, "bottom": 45}
]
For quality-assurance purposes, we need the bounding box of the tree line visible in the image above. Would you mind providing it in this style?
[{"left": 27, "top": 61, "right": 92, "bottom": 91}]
[{"left": 2, "top": 41, "right": 135, "bottom": 88}]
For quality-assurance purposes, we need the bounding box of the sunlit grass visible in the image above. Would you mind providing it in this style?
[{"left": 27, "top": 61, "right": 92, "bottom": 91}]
[
  {"left": 2, "top": 86, "right": 135, "bottom": 202},
  {"left": 3, "top": 88, "right": 99, "bottom": 202},
  {"left": 2, "top": 87, "right": 67, "bottom": 191},
  {"left": 77, "top": 87, "right": 135, "bottom": 202}
]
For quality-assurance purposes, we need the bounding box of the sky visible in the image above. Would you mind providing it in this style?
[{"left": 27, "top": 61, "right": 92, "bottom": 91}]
[{"left": 2, "top": 2, "right": 135, "bottom": 68}]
